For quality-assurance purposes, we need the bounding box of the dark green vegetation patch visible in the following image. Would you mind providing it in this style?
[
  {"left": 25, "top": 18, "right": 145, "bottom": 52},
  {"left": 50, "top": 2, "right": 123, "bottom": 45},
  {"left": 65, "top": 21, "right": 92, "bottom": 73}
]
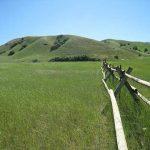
[
  {"left": 50, "top": 35, "right": 69, "bottom": 51},
  {"left": 49, "top": 55, "right": 100, "bottom": 62}
]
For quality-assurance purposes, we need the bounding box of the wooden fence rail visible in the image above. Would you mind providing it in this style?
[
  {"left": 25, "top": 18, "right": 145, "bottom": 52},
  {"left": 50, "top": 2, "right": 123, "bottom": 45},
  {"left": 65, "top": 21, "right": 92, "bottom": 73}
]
[
  {"left": 101, "top": 60, "right": 150, "bottom": 149},
  {"left": 102, "top": 79, "right": 128, "bottom": 150},
  {"left": 102, "top": 60, "right": 150, "bottom": 106},
  {"left": 125, "top": 73, "right": 150, "bottom": 87}
]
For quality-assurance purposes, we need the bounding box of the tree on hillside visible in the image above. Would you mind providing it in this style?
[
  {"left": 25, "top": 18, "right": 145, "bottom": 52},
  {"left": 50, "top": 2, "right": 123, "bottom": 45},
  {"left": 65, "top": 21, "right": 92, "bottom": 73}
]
[
  {"left": 144, "top": 48, "right": 148, "bottom": 53},
  {"left": 8, "top": 50, "right": 15, "bottom": 56},
  {"left": 120, "top": 43, "right": 126, "bottom": 47},
  {"left": 114, "top": 55, "right": 119, "bottom": 59},
  {"left": 133, "top": 46, "right": 138, "bottom": 50}
]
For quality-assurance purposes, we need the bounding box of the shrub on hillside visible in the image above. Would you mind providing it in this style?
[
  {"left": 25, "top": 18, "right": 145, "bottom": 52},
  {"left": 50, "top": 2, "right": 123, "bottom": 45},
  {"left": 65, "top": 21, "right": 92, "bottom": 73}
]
[
  {"left": 9, "top": 38, "right": 24, "bottom": 50},
  {"left": 120, "top": 43, "right": 126, "bottom": 47},
  {"left": 9, "top": 43, "right": 18, "bottom": 49},
  {"left": 49, "top": 55, "right": 100, "bottom": 62},
  {"left": 57, "top": 35, "right": 63, "bottom": 40},
  {"left": 138, "top": 54, "right": 141, "bottom": 56},
  {"left": 50, "top": 35, "right": 69, "bottom": 51},
  {"left": 32, "top": 59, "right": 38, "bottom": 63},
  {"left": 19, "top": 45, "right": 27, "bottom": 51},
  {"left": 8, "top": 50, "right": 15, "bottom": 56},
  {"left": 44, "top": 43, "right": 48, "bottom": 45},
  {"left": 114, "top": 55, "right": 119, "bottom": 59},
  {"left": 144, "top": 48, "right": 148, "bottom": 53},
  {"left": 133, "top": 46, "right": 138, "bottom": 50},
  {"left": 51, "top": 43, "right": 61, "bottom": 51}
]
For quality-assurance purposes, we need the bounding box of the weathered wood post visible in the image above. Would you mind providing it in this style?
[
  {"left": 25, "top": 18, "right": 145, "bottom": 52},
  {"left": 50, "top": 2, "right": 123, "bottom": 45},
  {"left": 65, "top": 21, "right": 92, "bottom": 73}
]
[{"left": 114, "top": 66, "right": 137, "bottom": 100}]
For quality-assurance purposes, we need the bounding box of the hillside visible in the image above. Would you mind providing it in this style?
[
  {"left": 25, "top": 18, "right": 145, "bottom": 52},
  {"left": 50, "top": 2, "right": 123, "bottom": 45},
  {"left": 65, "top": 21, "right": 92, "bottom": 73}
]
[
  {"left": 103, "top": 39, "right": 150, "bottom": 55},
  {"left": 0, "top": 35, "right": 150, "bottom": 62}
]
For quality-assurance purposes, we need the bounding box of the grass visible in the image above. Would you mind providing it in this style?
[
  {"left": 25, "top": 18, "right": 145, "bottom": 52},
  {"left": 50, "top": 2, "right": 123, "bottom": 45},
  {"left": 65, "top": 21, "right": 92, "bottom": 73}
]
[
  {"left": 106, "top": 39, "right": 150, "bottom": 54},
  {"left": 106, "top": 58, "right": 150, "bottom": 149},
  {"left": 0, "top": 62, "right": 117, "bottom": 149},
  {"left": 0, "top": 57, "right": 149, "bottom": 149},
  {"left": 0, "top": 35, "right": 145, "bottom": 63}
]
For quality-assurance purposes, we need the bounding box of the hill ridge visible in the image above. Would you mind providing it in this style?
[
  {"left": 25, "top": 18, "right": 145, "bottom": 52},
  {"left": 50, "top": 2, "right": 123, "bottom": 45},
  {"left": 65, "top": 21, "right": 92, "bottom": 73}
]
[{"left": 0, "top": 35, "right": 149, "bottom": 62}]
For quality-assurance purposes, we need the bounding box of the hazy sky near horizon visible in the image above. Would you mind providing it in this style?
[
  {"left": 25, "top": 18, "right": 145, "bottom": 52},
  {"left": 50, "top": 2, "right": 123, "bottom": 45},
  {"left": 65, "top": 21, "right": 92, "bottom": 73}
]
[{"left": 0, "top": 0, "right": 150, "bottom": 44}]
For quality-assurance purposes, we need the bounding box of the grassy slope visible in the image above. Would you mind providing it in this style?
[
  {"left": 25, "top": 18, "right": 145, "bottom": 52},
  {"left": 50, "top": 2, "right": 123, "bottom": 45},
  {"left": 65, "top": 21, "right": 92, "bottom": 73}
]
[
  {"left": 13, "top": 36, "right": 55, "bottom": 61},
  {"left": 0, "top": 62, "right": 117, "bottom": 149},
  {"left": 1, "top": 35, "right": 149, "bottom": 62},
  {"left": 106, "top": 58, "right": 150, "bottom": 149},
  {"left": 106, "top": 39, "right": 150, "bottom": 54}
]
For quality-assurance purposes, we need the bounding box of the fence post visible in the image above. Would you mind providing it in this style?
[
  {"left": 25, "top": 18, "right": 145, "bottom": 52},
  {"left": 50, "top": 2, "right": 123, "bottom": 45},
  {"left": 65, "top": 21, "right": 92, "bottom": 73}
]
[{"left": 114, "top": 67, "right": 137, "bottom": 100}]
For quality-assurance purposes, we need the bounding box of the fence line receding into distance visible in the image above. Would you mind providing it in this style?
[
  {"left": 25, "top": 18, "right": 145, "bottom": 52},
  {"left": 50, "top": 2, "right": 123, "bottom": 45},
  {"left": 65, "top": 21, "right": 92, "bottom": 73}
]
[
  {"left": 102, "top": 60, "right": 150, "bottom": 106},
  {"left": 101, "top": 60, "right": 150, "bottom": 150}
]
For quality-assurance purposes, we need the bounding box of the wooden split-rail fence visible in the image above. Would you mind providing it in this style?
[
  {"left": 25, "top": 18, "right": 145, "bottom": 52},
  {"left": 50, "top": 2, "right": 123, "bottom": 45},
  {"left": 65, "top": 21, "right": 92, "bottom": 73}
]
[{"left": 101, "top": 60, "right": 150, "bottom": 150}]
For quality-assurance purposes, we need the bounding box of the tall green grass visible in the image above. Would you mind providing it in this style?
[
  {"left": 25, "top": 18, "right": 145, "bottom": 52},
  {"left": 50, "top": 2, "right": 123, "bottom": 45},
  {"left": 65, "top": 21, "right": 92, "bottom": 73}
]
[{"left": 0, "top": 62, "right": 117, "bottom": 149}]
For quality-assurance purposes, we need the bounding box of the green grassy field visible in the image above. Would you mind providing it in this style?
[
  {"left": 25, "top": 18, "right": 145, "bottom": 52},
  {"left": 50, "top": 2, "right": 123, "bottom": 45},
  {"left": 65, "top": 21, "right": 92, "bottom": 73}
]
[
  {"left": 106, "top": 58, "right": 150, "bottom": 149},
  {"left": 0, "top": 57, "right": 149, "bottom": 149},
  {"left": 0, "top": 62, "right": 117, "bottom": 149}
]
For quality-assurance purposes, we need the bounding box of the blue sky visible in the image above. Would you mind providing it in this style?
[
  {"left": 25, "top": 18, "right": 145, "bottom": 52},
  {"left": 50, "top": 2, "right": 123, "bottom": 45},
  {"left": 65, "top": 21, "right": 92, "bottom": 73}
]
[{"left": 0, "top": 0, "right": 150, "bottom": 44}]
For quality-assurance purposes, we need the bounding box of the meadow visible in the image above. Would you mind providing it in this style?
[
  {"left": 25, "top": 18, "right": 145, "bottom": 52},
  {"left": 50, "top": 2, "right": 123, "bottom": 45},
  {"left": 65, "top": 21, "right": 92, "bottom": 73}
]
[
  {"left": 0, "top": 62, "right": 117, "bottom": 149},
  {"left": 0, "top": 58, "right": 149, "bottom": 149}
]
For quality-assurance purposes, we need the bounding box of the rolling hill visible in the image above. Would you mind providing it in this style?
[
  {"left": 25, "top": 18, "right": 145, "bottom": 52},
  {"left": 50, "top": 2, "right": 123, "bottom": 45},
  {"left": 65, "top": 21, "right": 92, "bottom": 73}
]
[{"left": 0, "top": 35, "right": 149, "bottom": 62}]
